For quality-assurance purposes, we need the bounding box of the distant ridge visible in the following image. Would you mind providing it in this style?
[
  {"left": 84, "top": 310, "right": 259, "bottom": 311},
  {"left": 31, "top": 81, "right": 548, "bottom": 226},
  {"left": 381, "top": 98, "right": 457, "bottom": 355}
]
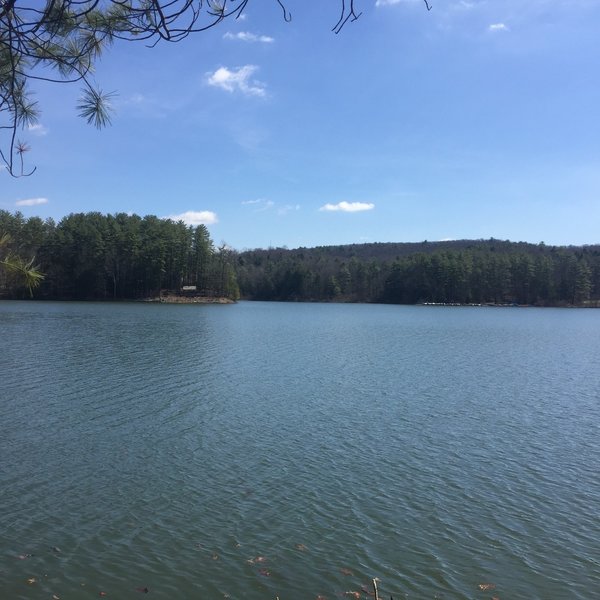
[
  {"left": 241, "top": 238, "right": 600, "bottom": 260},
  {"left": 236, "top": 238, "right": 600, "bottom": 306}
]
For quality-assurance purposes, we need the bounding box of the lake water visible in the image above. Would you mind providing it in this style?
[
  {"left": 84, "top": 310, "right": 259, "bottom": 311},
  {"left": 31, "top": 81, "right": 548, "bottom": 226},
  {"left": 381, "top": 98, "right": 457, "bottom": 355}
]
[{"left": 1, "top": 300, "right": 599, "bottom": 599}]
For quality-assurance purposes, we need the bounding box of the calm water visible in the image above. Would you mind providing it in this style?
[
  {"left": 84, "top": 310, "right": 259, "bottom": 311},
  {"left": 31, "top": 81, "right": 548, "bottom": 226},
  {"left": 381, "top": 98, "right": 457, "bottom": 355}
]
[{"left": 1, "top": 301, "right": 599, "bottom": 599}]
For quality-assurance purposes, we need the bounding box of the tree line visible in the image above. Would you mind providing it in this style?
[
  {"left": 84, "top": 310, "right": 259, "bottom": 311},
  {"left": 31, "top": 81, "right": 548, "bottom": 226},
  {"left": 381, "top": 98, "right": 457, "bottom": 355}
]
[
  {"left": 0, "top": 210, "right": 239, "bottom": 300},
  {"left": 235, "top": 240, "right": 600, "bottom": 307},
  {"left": 2, "top": 210, "right": 600, "bottom": 306}
]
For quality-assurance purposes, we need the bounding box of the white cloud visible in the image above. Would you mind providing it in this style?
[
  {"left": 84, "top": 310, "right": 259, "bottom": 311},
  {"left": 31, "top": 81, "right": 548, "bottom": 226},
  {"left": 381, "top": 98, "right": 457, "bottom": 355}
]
[
  {"left": 277, "top": 204, "right": 301, "bottom": 216},
  {"left": 242, "top": 198, "right": 274, "bottom": 211},
  {"left": 241, "top": 199, "right": 299, "bottom": 215},
  {"left": 15, "top": 197, "right": 49, "bottom": 207},
  {"left": 375, "top": 0, "right": 420, "bottom": 6},
  {"left": 489, "top": 23, "right": 509, "bottom": 31},
  {"left": 206, "top": 65, "right": 266, "bottom": 97},
  {"left": 319, "top": 201, "right": 375, "bottom": 213},
  {"left": 164, "top": 211, "right": 218, "bottom": 225},
  {"left": 223, "top": 31, "right": 274, "bottom": 43},
  {"left": 28, "top": 123, "right": 48, "bottom": 136}
]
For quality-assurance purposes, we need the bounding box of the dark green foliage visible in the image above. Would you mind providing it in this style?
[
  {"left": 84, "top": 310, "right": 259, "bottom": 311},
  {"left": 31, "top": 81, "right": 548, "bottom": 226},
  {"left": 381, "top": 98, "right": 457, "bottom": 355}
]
[
  {"left": 3, "top": 214, "right": 600, "bottom": 306},
  {"left": 0, "top": 210, "right": 238, "bottom": 300},
  {"left": 0, "top": 211, "right": 48, "bottom": 296},
  {"left": 236, "top": 239, "right": 600, "bottom": 307}
]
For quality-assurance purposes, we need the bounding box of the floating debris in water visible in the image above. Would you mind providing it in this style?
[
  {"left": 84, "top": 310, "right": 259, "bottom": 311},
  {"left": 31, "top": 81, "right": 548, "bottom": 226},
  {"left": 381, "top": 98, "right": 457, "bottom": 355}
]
[
  {"left": 212, "top": 553, "right": 219, "bottom": 560},
  {"left": 18, "top": 553, "right": 33, "bottom": 560},
  {"left": 258, "top": 568, "right": 271, "bottom": 577},
  {"left": 27, "top": 578, "right": 36, "bottom": 584},
  {"left": 478, "top": 583, "right": 496, "bottom": 591},
  {"left": 295, "top": 543, "right": 308, "bottom": 551},
  {"left": 52, "top": 546, "right": 62, "bottom": 553},
  {"left": 340, "top": 568, "right": 354, "bottom": 576},
  {"left": 99, "top": 592, "right": 107, "bottom": 597},
  {"left": 344, "top": 592, "right": 360, "bottom": 599},
  {"left": 52, "top": 595, "right": 60, "bottom": 599},
  {"left": 136, "top": 587, "right": 149, "bottom": 593}
]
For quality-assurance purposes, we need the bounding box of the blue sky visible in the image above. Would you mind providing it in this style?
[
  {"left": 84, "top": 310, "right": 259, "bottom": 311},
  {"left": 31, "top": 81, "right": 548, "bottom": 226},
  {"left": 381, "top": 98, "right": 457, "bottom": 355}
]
[{"left": 2, "top": 0, "right": 600, "bottom": 250}]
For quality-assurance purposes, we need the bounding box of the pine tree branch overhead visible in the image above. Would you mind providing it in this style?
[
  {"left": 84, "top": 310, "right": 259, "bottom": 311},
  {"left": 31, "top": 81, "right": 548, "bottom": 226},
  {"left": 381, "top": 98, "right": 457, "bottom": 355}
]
[{"left": 0, "top": 1, "right": 432, "bottom": 177}]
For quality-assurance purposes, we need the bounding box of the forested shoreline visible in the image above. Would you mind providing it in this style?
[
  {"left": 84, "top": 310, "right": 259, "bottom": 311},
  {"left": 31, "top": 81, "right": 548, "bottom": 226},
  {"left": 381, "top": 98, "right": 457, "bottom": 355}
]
[
  {"left": 236, "top": 239, "right": 600, "bottom": 306},
  {"left": 0, "top": 211, "right": 239, "bottom": 301},
  {"left": 2, "top": 210, "right": 600, "bottom": 307}
]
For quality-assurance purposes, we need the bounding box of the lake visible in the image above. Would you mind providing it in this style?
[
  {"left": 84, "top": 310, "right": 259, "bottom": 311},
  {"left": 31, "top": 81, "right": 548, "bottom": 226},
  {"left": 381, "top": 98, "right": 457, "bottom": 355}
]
[{"left": 1, "top": 300, "right": 599, "bottom": 599}]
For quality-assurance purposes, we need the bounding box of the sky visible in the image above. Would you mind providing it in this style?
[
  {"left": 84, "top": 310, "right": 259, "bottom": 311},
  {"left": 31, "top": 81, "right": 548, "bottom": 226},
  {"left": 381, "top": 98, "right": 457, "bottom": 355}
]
[{"left": 2, "top": 0, "right": 600, "bottom": 250}]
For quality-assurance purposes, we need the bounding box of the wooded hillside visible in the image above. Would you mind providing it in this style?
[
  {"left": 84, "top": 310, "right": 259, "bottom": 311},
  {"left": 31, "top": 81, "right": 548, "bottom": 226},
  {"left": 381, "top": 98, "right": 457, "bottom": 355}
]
[
  {"left": 2, "top": 210, "right": 599, "bottom": 306},
  {"left": 235, "top": 240, "right": 600, "bottom": 306}
]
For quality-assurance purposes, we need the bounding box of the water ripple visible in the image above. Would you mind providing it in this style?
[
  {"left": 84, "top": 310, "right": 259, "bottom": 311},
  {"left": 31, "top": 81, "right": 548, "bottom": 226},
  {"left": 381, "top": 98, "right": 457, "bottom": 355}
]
[{"left": 2, "top": 302, "right": 600, "bottom": 598}]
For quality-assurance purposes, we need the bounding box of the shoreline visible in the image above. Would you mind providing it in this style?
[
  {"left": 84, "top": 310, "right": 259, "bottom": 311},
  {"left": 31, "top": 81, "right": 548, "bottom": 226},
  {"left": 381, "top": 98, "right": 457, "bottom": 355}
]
[
  {"left": 1, "top": 297, "right": 597, "bottom": 307},
  {"left": 141, "top": 294, "right": 235, "bottom": 304}
]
